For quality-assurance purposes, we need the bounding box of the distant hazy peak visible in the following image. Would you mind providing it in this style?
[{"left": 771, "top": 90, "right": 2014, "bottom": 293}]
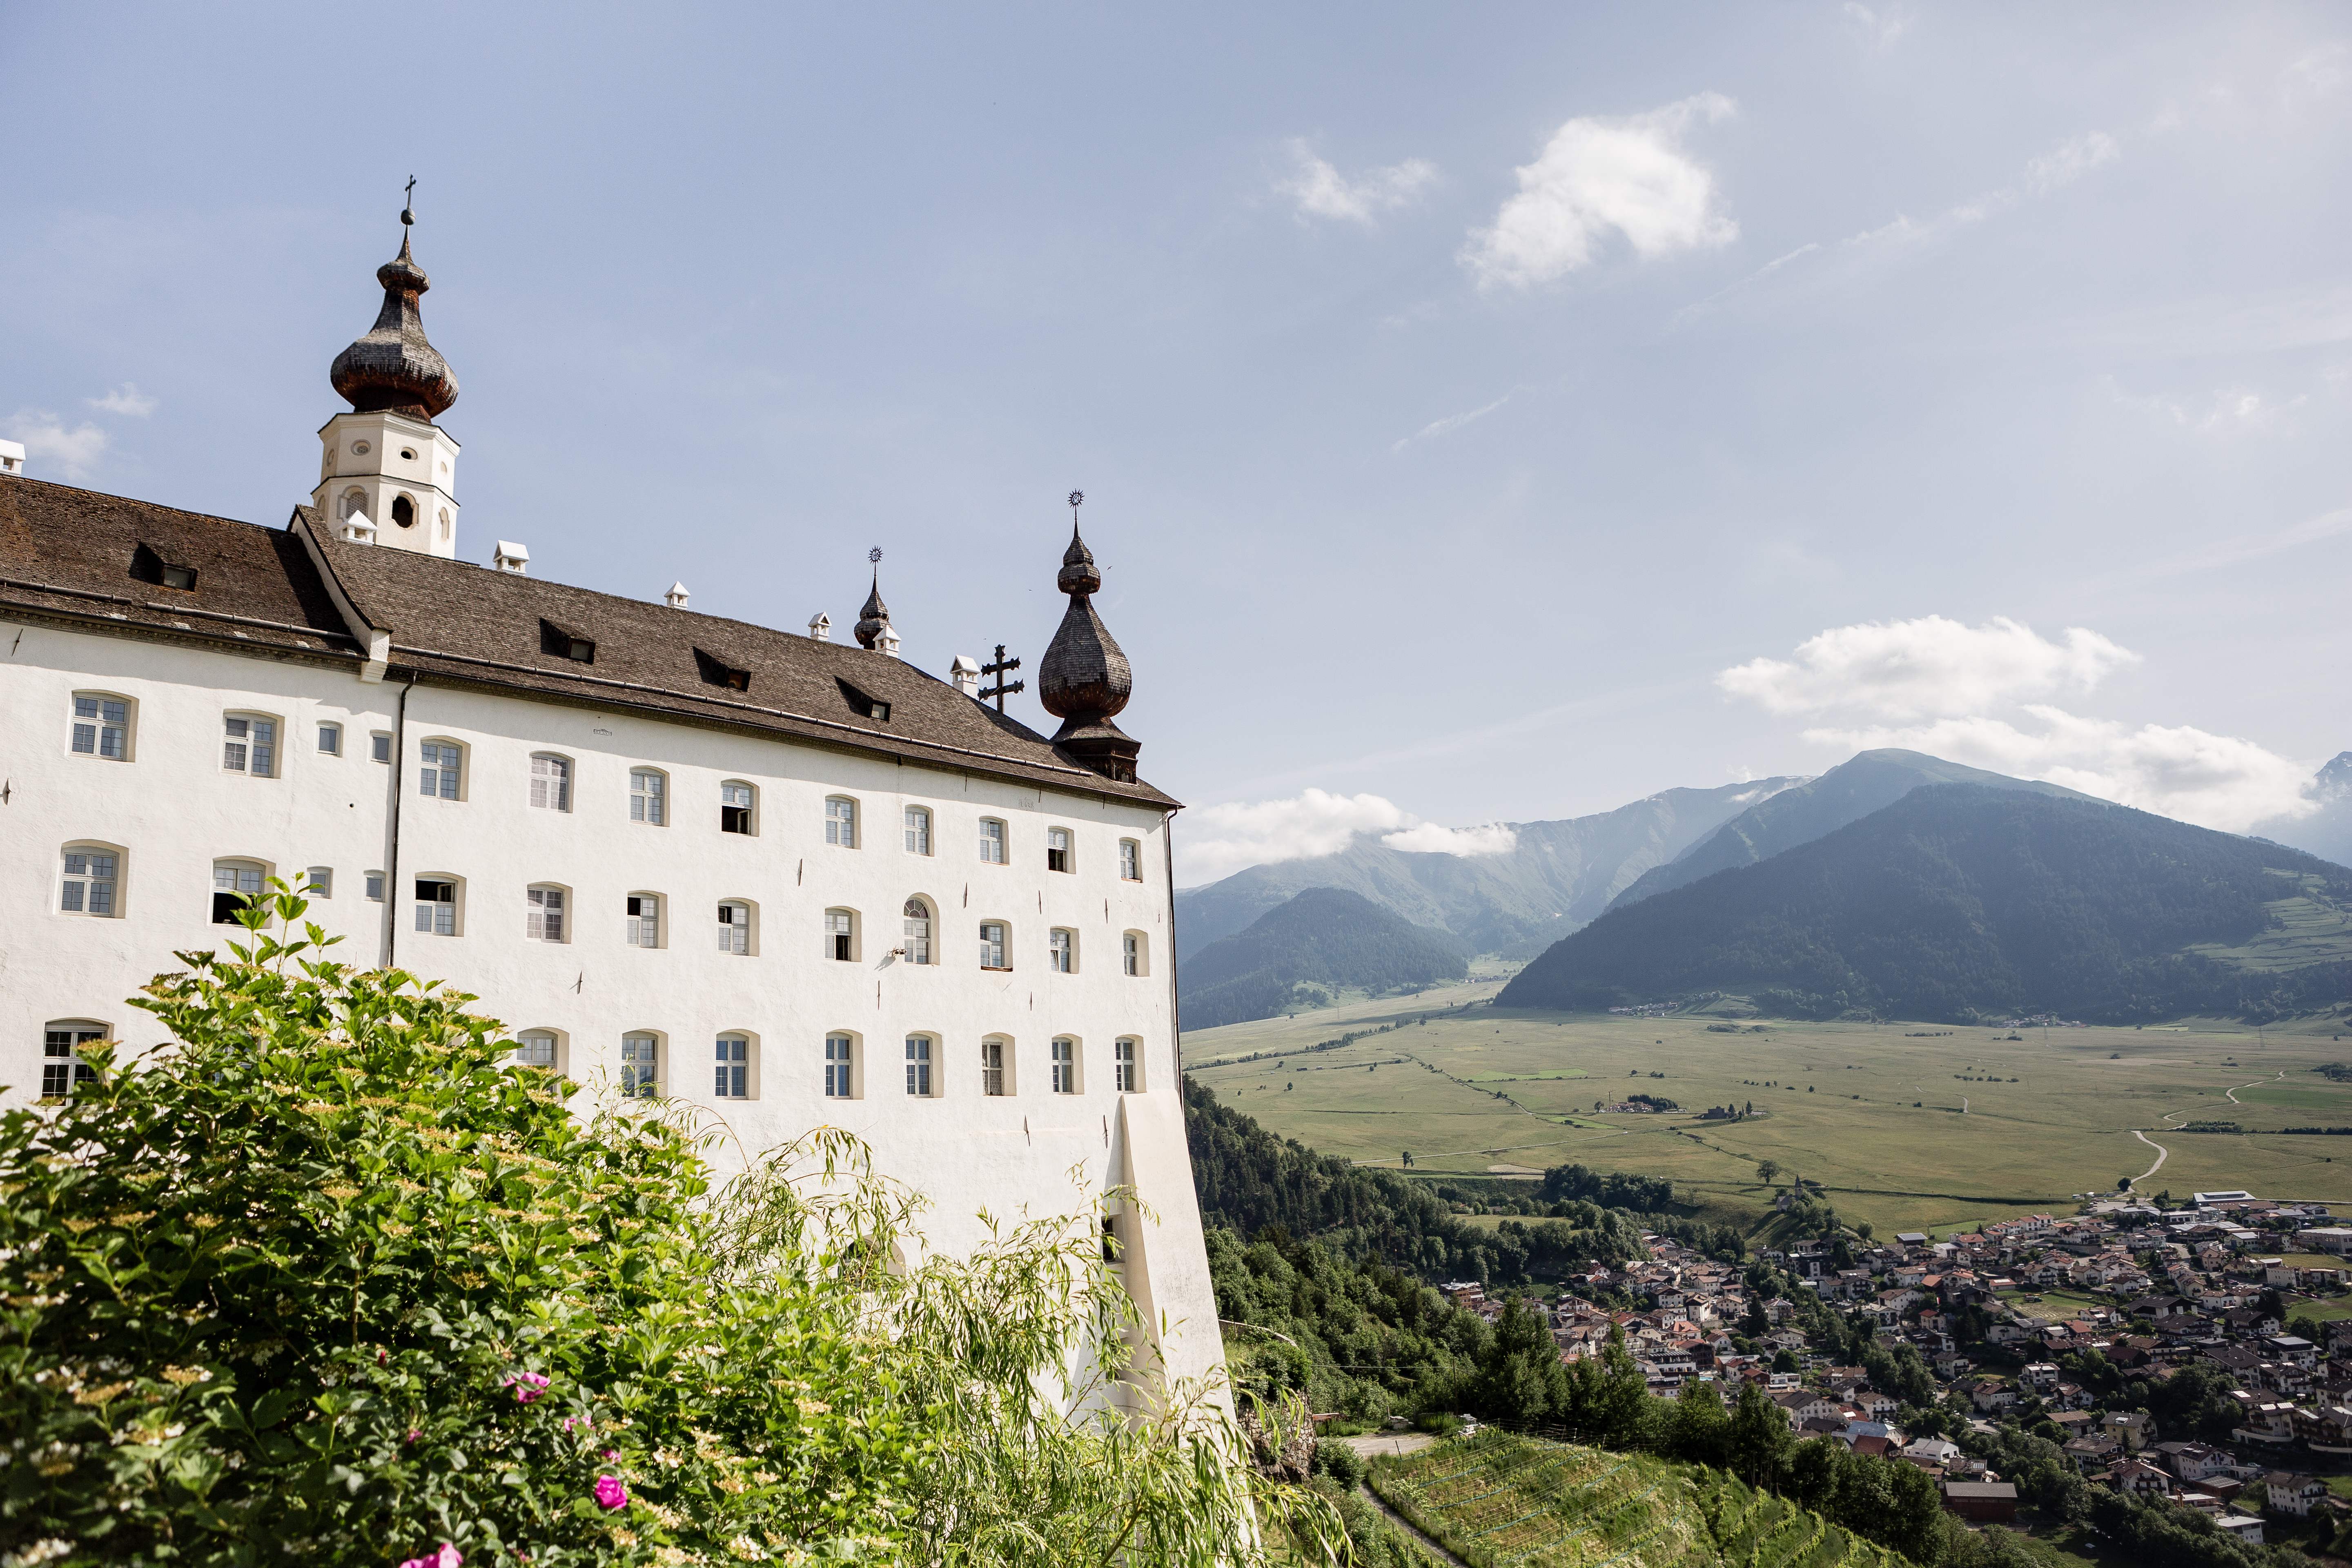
[{"left": 2316, "top": 751, "right": 2352, "bottom": 798}]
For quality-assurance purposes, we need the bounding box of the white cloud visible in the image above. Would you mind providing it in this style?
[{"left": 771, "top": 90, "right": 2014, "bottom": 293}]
[
  {"left": 4, "top": 411, "right": 111, "bottom": 480},
  {"left": 1717, "top": 615, "right": 2139, "bottom": 722},
  {"left": 2109, "top": 379, "right": 2310, "bottom": 436},
  {"left": 1381, "top": 822, "right": 1520, "bottom": 857},
  {"left": 2136, "top": 504, "right": 2352, "bottom": 579},
  {"left": 87, "top": 383, "right": 157, "bottom": 417},
  {"left": 2024, "top": 131, "right": 2121, "bottom": 195},
  {"left": 1843, "top": 2, "right": 1910, "bottom": 50},
  {"left": 1462, "top": 92, "right": 1738, "bottom": 288},
  {"left": 2283, "top": 42, "right": 2348, "bottom": 102},
  {"left": 1797, "top": 707, "right": 2316, "bottom": 833},
  {"left": 1279, "top": 140, "right": 1437, "bottom": 225},
  {"left": 1392, "top": 393, "right": 1513, "bottom": 453}
]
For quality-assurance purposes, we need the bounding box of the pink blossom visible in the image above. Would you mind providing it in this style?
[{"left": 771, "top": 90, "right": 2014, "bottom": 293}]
[
  {"left": 405, "top": 1427, "right": 421, "bottom": 1446},
  {"left": 501, "top": 1371, "right": 552, "bottom": 1404},
  {"left": 602, "top": 1448, "right": 620, "bottom": 1462},
  {"left": 396, "top": 1548, "right": 461, "bottom": 1568},
  {"left": 594, "top": 1474, "right": 629, "bottom": 1511}
]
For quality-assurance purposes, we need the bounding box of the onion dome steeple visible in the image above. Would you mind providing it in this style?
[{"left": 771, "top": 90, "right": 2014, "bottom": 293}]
[
  {"left": 853, "top": 548, "right": 900, "bottom": 656},
  {"left": 1038, "top": 491, "right": 1139, "bottom": 782},
  {"left": 329, "top": 198, "right": 459, "bottom": 421}
]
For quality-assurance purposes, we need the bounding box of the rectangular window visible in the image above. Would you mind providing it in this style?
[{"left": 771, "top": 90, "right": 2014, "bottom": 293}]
[
  {"left": 42, "top": 1026, "right": 103, "bottom": 1099},
  {"left": 718, "top": 902, "right": 748, "bottom": 954},
  {"left": 626, "top": 895, "right": 659, "bottom": 948},
  {"left": 980, "top": 819, "right": 1006, "bottom": 864},
  {"left": 630, "top": 770, "right": 665, "bottom": 824},
  {"left": 1047, "top": 827, "right": 1071, "bottom": 873},
  {"left": 304, "top": 866, "right": 333, "bottom": 898},
  {"left": 1049, "top": 929, "right": 1073, "bottom": 973},
  {"left": 213, "top": 862, "right": 263, "bottom": 924},
  {"left": 61, "top": 850, "right": 118, "bottom": 915},
  {"left": 621, "top": 1033, "right": 659, "bottom": 1098},
  {"left": 224, "top": 715, "right": 276, "bottom": 776},
  {"left": 904, "top": 1036, "right": 933, "bottom": 1098},
  {"left": 1123, "top": 933, "right": 1141, "bottom": 976},
  {"left": 826, "top": 797, "right": 856, "bottom": 847},
  {"left": 1051, "top": 1038, "right": 1076, "bottom": 1095},
  {"left": 511, "top": 1031, "right": 558, "bottom": 1068},
  {"left": 531, "top": 755, "right": 571, "bottom": 811},
  {"left": 826, "top": 910, "right": 853, "bottom": 962},
  {"left": 527, "top": 886, "right": 565, "bottom": 942},
  {"left": 980, "top": 921, "right": 1007, "bottom": 970},
  {"left": 715, "top": 1036, "right": 749, "bottom": 1099},
  {"left": 317, "top": 722, "right": 342, "bottom": 755},
  {"left": 904, "top": 806, "right": 931, "bottom": 855},
  {"left": 371, "top": 733, "right": 392, "bottom": 764},
  {"left": 721, "top": 782, "right": 753, "bottom": 834},
  {"left": 365, "top": 871, "right": 386, "bottom": 902},
  {"left": 982, "top": 1038, "right": 1006, "bottom": 1097},
  {"left": 825, "top": 1034, "right": 854, "bottom": 1099},
  {"left": 1114, "top": 1038, "right": 1138, "bottom": 1093},
  {"left": 1120, "top": 840, "right": 1142, "bottom": 882},
  {"left": 72, "top": 696, "right": 127, "bottom": 759},
  {"left": 418, "top": 741, "right": 461, "bottom": 799},
  {"left": 414, "top": 879, "right": 456, "bottom": 935}
]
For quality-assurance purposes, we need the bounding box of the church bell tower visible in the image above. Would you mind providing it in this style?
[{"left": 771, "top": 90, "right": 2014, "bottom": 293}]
[{"left": 311, "top": 192, "right": 463, "bottom": 557}]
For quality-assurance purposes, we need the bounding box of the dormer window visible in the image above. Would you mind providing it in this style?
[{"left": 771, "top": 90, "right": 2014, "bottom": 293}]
[
  {"left": 539, "top": 619, "right": 595, "bottom": 664},
  {"left": 837, "top": 678, "right": 890, "bottom": 722},
  {"left": 130, "top": 543, "right": 198, "bottom": 592},
  {"left": 694, "top": 648, "right": 752, "bottom": 692},
  {"left": 161, "top": 565, "right": 196, "bottom": 591}
]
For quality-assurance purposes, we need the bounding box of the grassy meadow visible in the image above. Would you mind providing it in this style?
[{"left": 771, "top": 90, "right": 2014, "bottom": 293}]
[{"left": 1181, "top": 980, "right": 2352, "bottom": 1237}]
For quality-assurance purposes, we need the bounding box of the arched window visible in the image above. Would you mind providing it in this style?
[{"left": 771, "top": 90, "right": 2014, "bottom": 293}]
[
  {"left": 69, "top": 693, "right": 131, "bottom": 760},
  {"left": 390, "top": 494, "right": 416, "bottom": 529},
  {"left": 621, "top": 1032, "right": 661, "bottom": 1098},
  {"left": 904, "top": 1034, "right": 936, "bottom": 1098},
  {"left": 413, "top": 875, "right": 461, "bottom": 935},
  {"left": 981, "top": 1035, "right": 1013, "bottom": 1097},
  {"left": 43, "top": 1020, "right": 107, "bottom": 1099},
  {"left": 417, "top": 738, "right": 464, "bottom": 800},
  {"left": 1123, "top": 931, "right": 1147, "bottom": 977},
  {"left": 824, "top": 1032, "right": 858, "bottom": 1100},
  {"left": 825, "top": 795, "right": 858, "bottom": 848},
  {"left": 901, "top": 898, "right": 933, "bottom": 964},
  {"left": 1048, "top": 928, "right": 1076, "bottom": 973},
  {"left": 721, "top": 781, "right": 755, "bottom": 835},
  {"left": 510, "top": 1029, "right": 563, "bottom": 1071},
  {"left": 625, "top": 893, "right": 662, "bottom": 948},
  {"left": 530, "top": 753, "right": 572, "bottom": 811},
  {"left": 629, "top": 768, "right": 667, "bottom": 825},
  {"left": 222, "top": 712, "right": 279, "bottom": 777},
  {"left": 526, "top": 884, "right": 567, "bottom": 942},
  {"left": 59, "top": 844, "right": 122, "bottom": 917},
  {"left": 904, "top": 806, "right": 932, "bottom": 855},
  {"left": 1051, "top": 1036, "right": 1080, "bottom": 1096},
  {"left": 1120, "top": 838, "right": 1143, "bottom": 882},
  {"left": 339, "top": 488, "right": 367, "bottom": 521},
  {"left": 212, "top": 859, "right": 267, "bottom": 924},
  {"left": 825, "top": 908, "right": 857, "bottom": 962},
  {"left": 1114, "top": 1037, "right": 1143, "bottom": 1094},
  {"left": 979, "top": 920, "right": 1009, "bottom": 971},
  {"left": 1046, "top": 826, "right": 1074, "bottom": 873},
  {"left": 717, "top": 900, "right": 753, "bottom": 955},
  {"left": 715, "top": 1033, "right": 754, "bottom": 1099},
  {"left": 979, "top": 818, "right": 1007, "bottom": 864}
]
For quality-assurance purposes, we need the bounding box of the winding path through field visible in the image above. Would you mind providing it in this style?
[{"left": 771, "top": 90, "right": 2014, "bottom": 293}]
[
  {"left": 2132, "top": 1129, "right": 2170, "bottom": 1184},
  {"left": 2127, "top": 1073, "right": 2283, "bottom": 1187},
  {"left": 2226, "top": 1071, "right": 2285, "bottom": 1105}
]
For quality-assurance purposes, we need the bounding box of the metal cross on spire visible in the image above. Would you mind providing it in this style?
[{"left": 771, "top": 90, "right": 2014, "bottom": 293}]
[
  {"left": 1068, "top": 490, "right": 1083, "bottom": 532},
  {"left": 980, "top": 643, "right": 1024, "bottom": 713},
  {"left": 402, "top": 175, "right": 416, "bottom": 226}
]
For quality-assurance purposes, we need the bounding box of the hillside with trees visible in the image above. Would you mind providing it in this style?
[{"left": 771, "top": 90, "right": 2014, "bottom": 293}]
[
  {"left": 1178, "top": 887, "right": 1470, "bottom": 1029},
  {"left": 1503, "top": 784, "right": 2352, "bottom": 1023}
]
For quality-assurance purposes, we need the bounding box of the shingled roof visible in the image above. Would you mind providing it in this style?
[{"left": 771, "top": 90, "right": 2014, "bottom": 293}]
[{"left": 0, "top": 475, "right": 1176, "bottom": 807}]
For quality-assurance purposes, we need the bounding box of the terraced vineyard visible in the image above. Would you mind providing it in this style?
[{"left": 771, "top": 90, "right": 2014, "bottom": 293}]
[{"left": 1368, "top": 1432, "right": 1913, "bottom": 1568}]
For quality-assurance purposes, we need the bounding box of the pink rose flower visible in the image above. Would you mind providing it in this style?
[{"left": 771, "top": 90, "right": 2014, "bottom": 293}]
[
  {"left": 396, "top": 1547, "right": 461, "bottom": 1568},
  {"left": 501, "top": 1371, "right": 552, "bottom": 1404},
  {"left": 594, "top": 1474, "right": 629, "bottom": 1511}
]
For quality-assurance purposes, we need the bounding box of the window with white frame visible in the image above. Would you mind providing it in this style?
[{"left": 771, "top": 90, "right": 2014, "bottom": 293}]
[
  {"left": 417, "top": 740, "right": 461, "bottom": 799},
  {"left": 414, "top": 878, "right": 458, "bottom": 935},
  {"left": 223, "top": 714, "right": 277, "bottom": 777},
  {"left": 825, "top": 908, "right": 855, "bottom": 962},
  {"left": 625, "top": 894, "right": 660, "bottom": 948},
  {"left": 212, "top": 859, "right": 264, "bottom": 924},
  {"left": 43, "top": 1021, "right": 105, "bottom": 1099},
  {"left": 629, "top": 768, "right": 666, "bottom": 825},
  {"left": 979, "top": 920, "right": 1009, "bottom": 970},
  {"left": 1048, "top": 928, "right": 1075, "bottom": 973},
  {"left": 510, "top": 1029, "right": 559, "bottom": 1070},
  {"left": 60, "top": 846, "right": 120, "bottom": 917},
  {"left": 979, "top": 817, "right": 1007, "bottom": 864},
  {"left": 621, "top": 1032, "right": 660, "bottom": 1098},
  {"left": 371, "top": 733, "right": 392, "bottom": 764},
  {"left": 530, "top": 753, "right": 572, "bottom": 811},
  {"left": 1050, "top": 1036, "right": 1078, "bottom": 1095},
  {"left": 721, "top": 781, "right": 754, "bottom": 835},
  {"left": 715, "top": 1034, "right": 751, "bottom": 1099},
  {"left": 904, "top": 806, "right": 931, "bottom": 855},
  {"left": 527, "top": 885, "right": 566, "bottom": 942},
  {"left": 825, "top": 1033, "right": 855, "bottom": 1099},
  {"left": 1114, "top": 1037, "right": 1141, "bottom": 1093},
  {"left": 717, "top": 900, "right": 751, "bottom": 954},
  {"left": 1123, "top": 932, "right": 1145, "bottom": 977},
  {"left": 1046, "top": 826, "right": 1073, "bottom": 873},
  {"left": 70, "top": 693, "right": 130, "bottom": 760},
  {"left": 981, "top": 1036, "right": 1009, "bottom": 1097},
  {"left": 904, "top": 1035, "right": 934, "bottom": 1097},
  {"left": 1120, "top": 839, "right": 1142, "bottom": 881},
  {"left": 825, "top": 796, "right": 857, "bottom": 847},
  {"left": 317, "top": 722, "right": 342, "bottom": 756},
  {"left": 365, "top": 871, "right": 386, "bottom": 902},
  {"left": 901, "top": 898, "right": 932, "bottom": 964},
  {"left": 304, "top": 866, "right": 333, "bottom": 898}
]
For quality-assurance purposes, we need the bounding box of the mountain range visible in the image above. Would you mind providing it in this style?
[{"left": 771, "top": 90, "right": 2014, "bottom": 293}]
[{"left": 1176, "top": 887, "right": 1468, "bottom": 1030}]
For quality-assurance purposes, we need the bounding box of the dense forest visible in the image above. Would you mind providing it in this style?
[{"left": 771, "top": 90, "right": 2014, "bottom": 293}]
[
  {"left": 1177, "top": 887, "right": 1470, "bottom": 1029},
  {"left": 1503, "top": 784, "right": 2352, "bottom": 1023}
]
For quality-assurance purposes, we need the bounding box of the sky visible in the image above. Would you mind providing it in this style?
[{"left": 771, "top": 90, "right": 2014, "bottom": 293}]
[{"left": 5, "top": 4, "right": 2349, "bottom": 884}]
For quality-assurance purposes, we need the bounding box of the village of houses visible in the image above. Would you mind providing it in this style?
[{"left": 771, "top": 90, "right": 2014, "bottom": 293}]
[{"left": 1439, "top": 1189, "right": 2352, "bottom": 1546}]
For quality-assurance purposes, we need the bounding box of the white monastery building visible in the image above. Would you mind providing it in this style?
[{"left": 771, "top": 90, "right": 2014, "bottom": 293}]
[{"left": 0, "top": 211, "right": 1224, "bottom": 1394}]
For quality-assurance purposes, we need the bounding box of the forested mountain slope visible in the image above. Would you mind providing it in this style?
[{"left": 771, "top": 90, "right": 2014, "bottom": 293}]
[
  {"left": 1503, "top": 784, "right": 2352, "bottom": 1023},
  {"left": 1176, "top": 887, "right": 1468, "bottom": 1029}
]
